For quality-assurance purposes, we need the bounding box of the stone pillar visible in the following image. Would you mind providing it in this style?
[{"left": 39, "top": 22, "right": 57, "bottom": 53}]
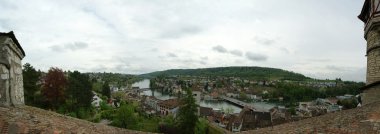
[{"left": 0, "top": 31, "right": 25, "bottom": 107}]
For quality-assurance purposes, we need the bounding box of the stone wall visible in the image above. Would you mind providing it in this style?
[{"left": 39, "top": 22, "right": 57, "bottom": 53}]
[
  {"left": 0, "top": 33, "right": 25, "bottom": 106},
  {"left": 362, "top": 85, "right": 380, "bottom": 105},
  {"left": 366, "top": 28, "right": 380, "bottom": 84}
]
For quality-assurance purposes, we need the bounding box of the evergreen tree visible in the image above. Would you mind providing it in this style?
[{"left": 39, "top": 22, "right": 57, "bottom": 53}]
[
  {"left": 102, "top": 81, "right": 111, "bottom": 99},
  {"left": 66, "top": 71, "right": 93, "bottom": 113},
  {"left": 194, "top": 118, "right": 208, "bottom": 134},
  {"left": 22, "top": 63, "right": 41, "bottom": 106},
  {"left": 176, "top": 88, "right": 198, "bottom": 134}
]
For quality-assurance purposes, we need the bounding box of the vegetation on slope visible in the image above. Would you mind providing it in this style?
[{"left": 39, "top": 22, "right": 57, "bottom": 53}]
[{"left": 140, "top": 66, "right": 310, "bottom": 81}]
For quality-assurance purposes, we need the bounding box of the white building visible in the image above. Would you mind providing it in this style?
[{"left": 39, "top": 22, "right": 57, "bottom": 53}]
[{"left": 91, "top": 92, "right": 102, "bottom": 108}]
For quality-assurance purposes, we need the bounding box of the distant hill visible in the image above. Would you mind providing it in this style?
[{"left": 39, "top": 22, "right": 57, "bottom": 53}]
[{"left": 140, "top": 66, "right": 311, "bottom": 81}]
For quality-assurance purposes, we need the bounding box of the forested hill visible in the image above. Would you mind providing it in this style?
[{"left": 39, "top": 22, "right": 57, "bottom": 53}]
[{"left": 140, "top": 66, "right": 311, "bottom": 81}]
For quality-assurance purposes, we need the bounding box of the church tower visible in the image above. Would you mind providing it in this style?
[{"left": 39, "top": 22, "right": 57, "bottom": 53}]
[{"left": 358, "top": 0, "right": 380, "bottom": 105}]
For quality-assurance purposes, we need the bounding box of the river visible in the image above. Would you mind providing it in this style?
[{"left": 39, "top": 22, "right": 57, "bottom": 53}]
[{"left": 132, "top": 79, "right": 275, "bottom": 113}]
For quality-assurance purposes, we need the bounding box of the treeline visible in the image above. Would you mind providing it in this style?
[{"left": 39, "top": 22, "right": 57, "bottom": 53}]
[
  {"left": 141, "top": 66, "right": 310, "bottom": 81},
  {"left": 87, "top": 72, "right": 142, "bottom": 88},
  {"left": 266, "top": 81, "right": 364, "bottom": 106},
  {"left": 23, "top": 63, "right": 111, "bottom": 119}
]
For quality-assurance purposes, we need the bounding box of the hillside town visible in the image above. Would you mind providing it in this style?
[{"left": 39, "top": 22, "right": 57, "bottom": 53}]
[{"left": 87, "top": 75, "right": 363, "bottom": 132}]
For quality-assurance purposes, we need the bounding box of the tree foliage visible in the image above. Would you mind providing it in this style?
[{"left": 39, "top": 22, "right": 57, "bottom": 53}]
[
  {"left": 42, "top": 67, "right": 67, "bottom": 109},
  {"left": 269, "top": 82, "right": 364, "bottom": 105},
  {"left": 141, "top": 66, "right": 310, "bottom": 81},
  {"left": 176, "top": 88, "right": 198, "bottom": 134},
  {"left": 66, "top": 71, "right": 93, "bottom": 114},
  {"left": 194, "top": 118, "right": 208, "bottom": 134},
  {"left": 337, "top": 98, "right": 358, "bottom": 109},
  {"left": 112, "top": 102, "right": 138, "bottom": 129},
  {"left": 102, "top": 81, "right": 111, "bottom": 98},
  {"left": 22, "top": 63, "right": 41, "bottom": 106}
]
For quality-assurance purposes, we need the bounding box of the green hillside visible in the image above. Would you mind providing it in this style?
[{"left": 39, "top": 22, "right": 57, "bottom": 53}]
[{"left": 140, "top": 66, "right": 310, "bottom": 81}]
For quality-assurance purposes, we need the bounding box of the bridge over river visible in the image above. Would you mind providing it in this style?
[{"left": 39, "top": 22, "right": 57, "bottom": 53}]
[{"left": 221, "top": 96, "right": 275, "bottom": 112}]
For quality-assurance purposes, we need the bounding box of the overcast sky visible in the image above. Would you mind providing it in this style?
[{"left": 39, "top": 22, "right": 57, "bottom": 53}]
[{"left": 0, "top": 0, "right": 367, "bottom": 81}]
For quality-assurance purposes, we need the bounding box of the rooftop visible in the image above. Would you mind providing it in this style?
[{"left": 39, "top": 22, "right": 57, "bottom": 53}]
[
  {"left": 240, "top": 101, "right": 380, "bottom": 134},
  {"left": 157, "top": 99, "right": 180, "bottom": 109}
]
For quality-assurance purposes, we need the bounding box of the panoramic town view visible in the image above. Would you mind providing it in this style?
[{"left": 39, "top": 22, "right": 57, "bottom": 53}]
[{"left": 1, "top": 0, "right": 380, "bottom": 134}]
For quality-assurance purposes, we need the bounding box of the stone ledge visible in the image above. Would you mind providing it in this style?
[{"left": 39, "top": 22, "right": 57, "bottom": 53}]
[{"left": 0, "top": 105, "right": 155, "bottom": 134}]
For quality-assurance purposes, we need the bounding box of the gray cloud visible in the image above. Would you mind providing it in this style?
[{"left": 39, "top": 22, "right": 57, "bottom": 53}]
[
  {"left": 160, "top": 25, "right": 202, "bottom": 39},
  {"left": 213, "top": 46, "right": 243, "bottom": 57},
  {"left": 199, "top": 60, "right": 207, "bottom": 65},
  {"left": 246, "top": 52, "right": 268, "bottom": 61},
  {"left": 50, "top": 42, "right": 89, "bottom": 52},
  {"left": 308, "top": 59, "right": 332, "bottom": 62},
  {"left": 230, "top": 49, "right": 243, "bottom": 56},
  {"left": 150, "top": 48, "right": 158, "bottom": 52},
  {"left": 201, "top": 56, "right": 208, "bottom": 60},
  {"left": 326, "top": 65, "right": 342, "bottom": 71},
  {"left": 279, "top": 47, "right": 290, "bottom": 54},
  {"left": 253, "top": 36, "right": 276, "bottom": 46},
  {"left": 199, "top": 56, "right": 208, "bottom": 65},
  {"left": 167, "top": 52, "right": 177, "bottom": 58},
  {"left": 212, "top": 45, "right": 228, "bottom": 53}
]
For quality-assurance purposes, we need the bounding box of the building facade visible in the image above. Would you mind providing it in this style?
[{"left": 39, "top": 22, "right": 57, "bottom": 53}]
[{"left": 0, "top": 31, "right": 25, "bottom": 106}]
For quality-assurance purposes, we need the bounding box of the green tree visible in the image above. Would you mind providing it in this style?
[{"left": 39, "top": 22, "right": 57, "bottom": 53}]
[
  {"left": 337, "top": 98, "right": 358, "bottom": 109},
  {"left": 66, "top": 71, "right": 93, "bottom": 116},
  {"left": 194, "top": 118, "right": 208, "bottom": 134},
  {"left": 239, "top": 92, "right": 248, "bottom": 101},
  {"left": 162, "top": 115, "right": 176, "bottom": 127},
  {"left": 176, "top": 88, "right": 198, "bottom": 134},
  {"left": 22, "top": 63, "right": 41, "bottom": 106},
  {"left": 112, "top": 102, "right": 138, "bottom": 129},
  {"left": 102, "top": 81, "right": 111, "bottom": 99}
]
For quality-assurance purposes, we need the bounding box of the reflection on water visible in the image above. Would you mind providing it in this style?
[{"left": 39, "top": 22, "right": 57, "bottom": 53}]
[
  {"left": 142, "top": 90, "right": 176, "bottom": 100},
  {"left": 131, "top": 79, "right": 150, "bottom": 89},
  {"left": 200, "top": 100, "right": 242, "bottom": 113}
]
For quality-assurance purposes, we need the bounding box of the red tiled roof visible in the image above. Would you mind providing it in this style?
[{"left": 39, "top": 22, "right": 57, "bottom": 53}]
[{"left": 158, "top": 99, "right": 179, "bottom": 109}]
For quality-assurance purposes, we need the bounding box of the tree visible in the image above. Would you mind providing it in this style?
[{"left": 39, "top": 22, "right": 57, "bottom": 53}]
[
  {"left": 102, "top": 81, "right": 111, "bottom": 99},
  {"left": 176, "top": 88, "right": 198, "bottom": 134},
  {"left": 194, "top": 118, "right": 208, "bottom": 134},
  {"left": 337, "top": 98, "right": 359, "bottom": 109},
  {"left": 66, "top": 71, "right": 93, "bottom": 115},
  {"left": 239, "top": 92, "right": 248, "bottom": 101},
  {"left": 112, "top": 102, "right": 138, "bottom": 129},
  {"left": 42, "top": 67, "right": 67, "bottom": 109},
  {"left": 22, "top": 63, "right": 41, "bottom": 106},
  {"left": 225, "top": 107, "right": 234, "bottom": 114}
]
